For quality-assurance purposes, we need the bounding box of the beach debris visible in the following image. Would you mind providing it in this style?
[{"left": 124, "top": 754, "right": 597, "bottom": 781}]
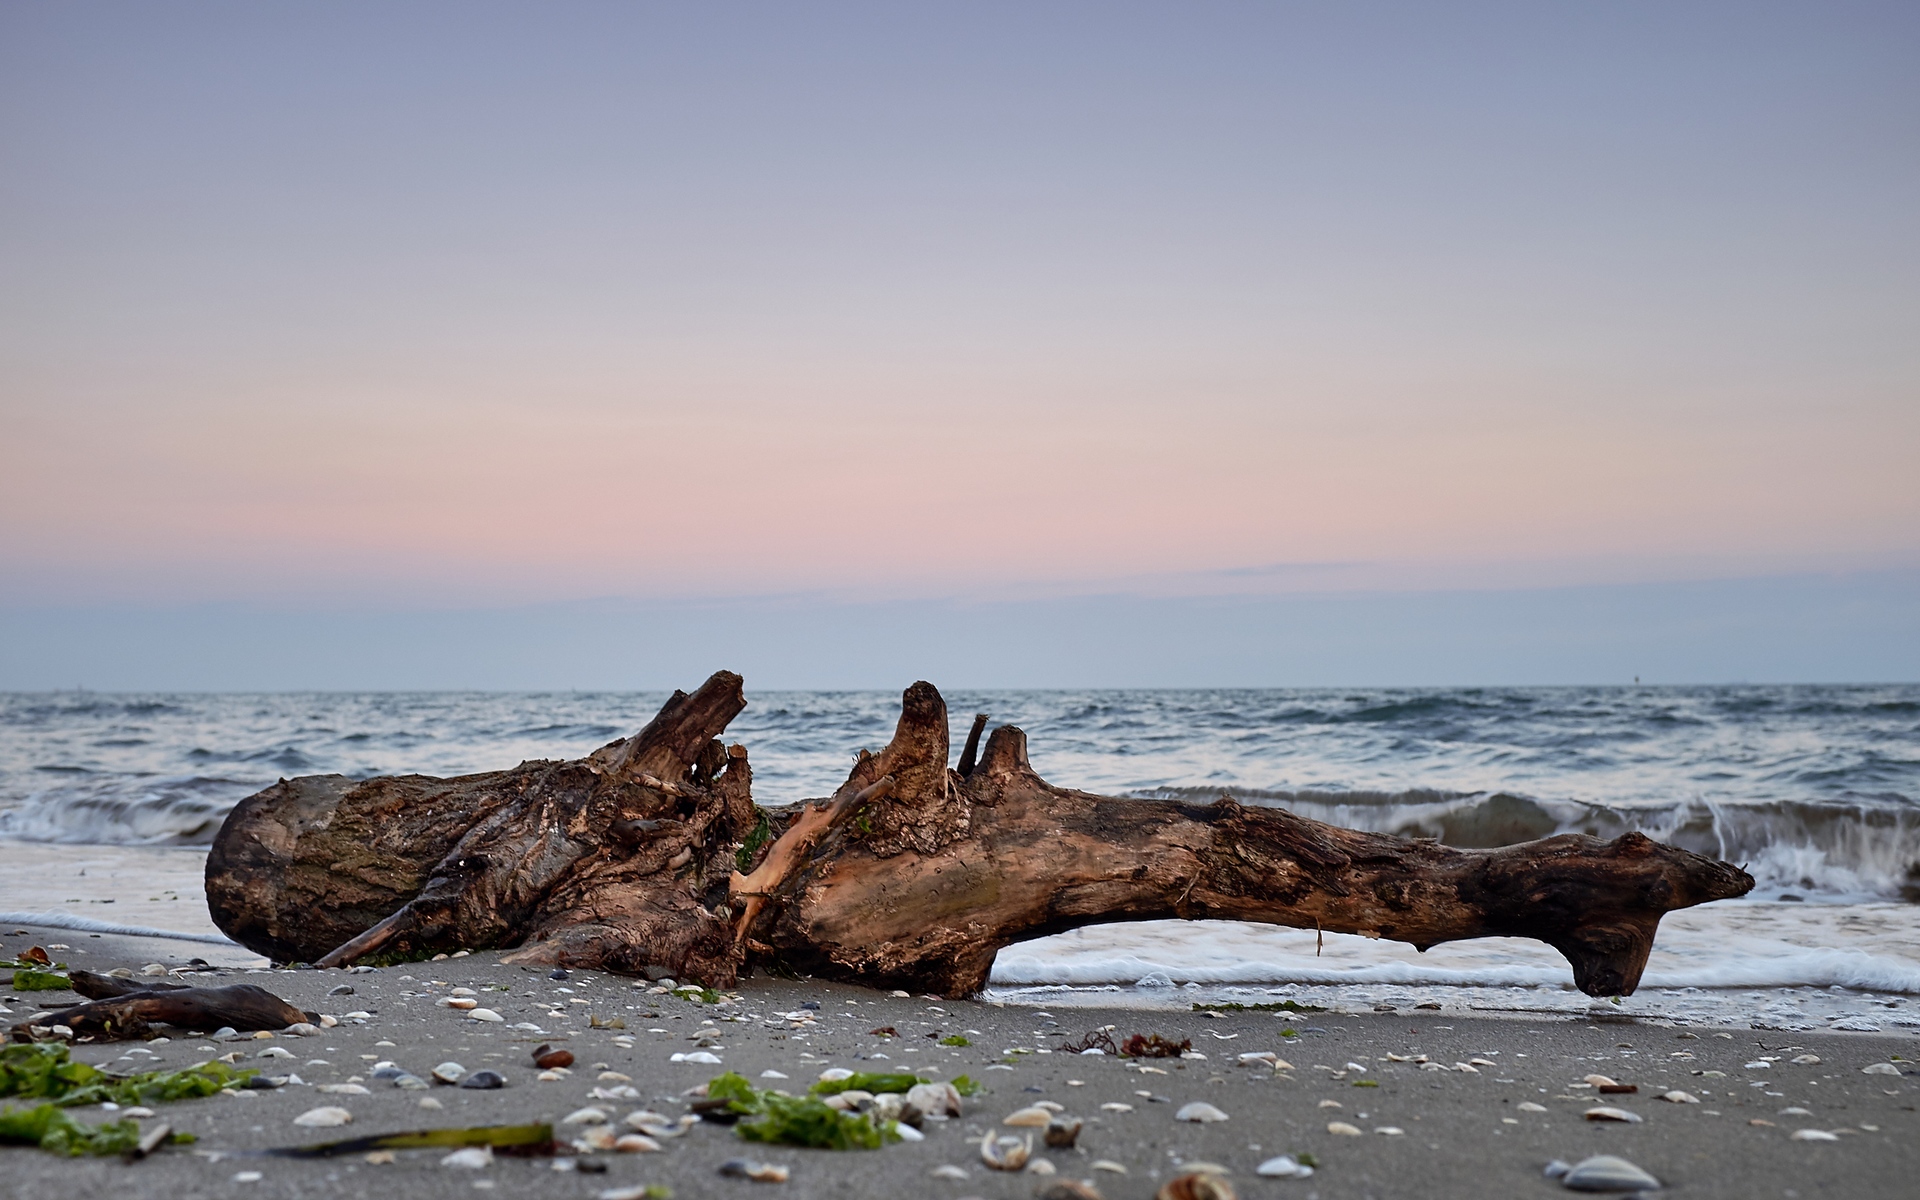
[
  {"left": 906, "top": 1081, "right": 961, "bottom": 1118},
  {"left": 8, "top": 974, "right": 313, "bottom": 1043},
  {"left": 1582, "top": 1107, "right": 1643, "bottom": 1124},
  {"left": 719, "top": 1157, "right": 790, "bottom": 1181},
  {"left": 431, "top": 1061, "right": 466, "bottom": 1084},
  {"left": 266, "top": 1122, "right": 556, "bottom": 1158},
  {"left": 1004, "top": 1105, "right": 1054, "bottom": 1126},
  {"left": 1175, "top": 1102, "right": 1229, "bottom": 1123},
  {"left": 1551, "top": 1154, "right": 1661, "bottom": 1191},
  {"left": 0, "top": 1102, "right": 185, "bottom": 1157},
  {"left": 1517, "top": 1101, "right": 1549, "bottom": 1112},
  {"left": 1584, "top": 1074, "right": 1637, "bottom": 1094},
  {"left": 1155, "top": 1170, "right": 1238, "bottom": 1200},
  {"left": 460, "top": 1070, "right": 506, "bottom": 1089},
  {"left": 1, "top": 1041, "right": 254, "bottom": 1106},
  {"left": 981, "top": 1131, "right": 1033, "bottom": 1170},
  {"left": 597, "top": 1188, "right": 671, "bottom": 1200},
  {"left": 1044, "top": 1116, "right": 1083, "bottom": 1148},
  {"left": 293, "top": 1107, "right": 353, "bottom": 1128},
  {"left": 1256, "top": 1155, "right": 1313, "bottom": 1178},
  {"left": 1036, "top": 1182, "right": 1104, "bottom": 1200},
  {"left": 1326, "top": 1121, "right": 1362, "bottom": 1135},
  {"left": 1860, "top": 1062, "right": 1900, "bottom": 1076},
  {"left": 441, "top": 1146, "right": 492, "bottom": 1168},
  {"left": 1789, "top": 1129, "right": 1840, "bottom": 1142},
  {"left": 929, "top": 1164, "right": 968, "bottom": 1179},
  {"left": 534, "top": 1045, "right": 575, "bottom": 1069},
  {"left": 1658, "top": 1090, "right": 1699, "bottom": 1104},
  {"left": 1125, "top": 1034, "right": 1191, "bottom": 1058}
]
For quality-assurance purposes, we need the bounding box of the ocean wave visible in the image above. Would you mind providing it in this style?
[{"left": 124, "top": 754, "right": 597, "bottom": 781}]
[
  {"left": 1140, "top": 786, "right": 1920, "bottom": 901},
  {"left": 0, "top": 911, "right": 241, "bottom": 945},
  {"left": 0, "top": 776, "right": 245, "bottom": 845},
  {"left": 987, "top": 947, "right": 1920, "bottom": 994}
]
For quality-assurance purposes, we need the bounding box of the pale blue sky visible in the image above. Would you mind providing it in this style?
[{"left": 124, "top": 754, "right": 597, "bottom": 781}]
[{"left": 2, "top": 3, "right": 1915, "bottom": 686}]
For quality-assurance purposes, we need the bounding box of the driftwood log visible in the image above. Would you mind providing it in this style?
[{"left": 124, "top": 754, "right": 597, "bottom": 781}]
[
  {"left": 12, "top": 970, "right": 314, "bottom": 1041},
  {"left": 206, "top": 674, "right": 1753, "bottom": 997}
]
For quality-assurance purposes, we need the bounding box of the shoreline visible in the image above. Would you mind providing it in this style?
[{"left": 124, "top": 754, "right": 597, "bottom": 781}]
[{"left": 2, "top": 922, "right": 1916, "bottom": 1199}]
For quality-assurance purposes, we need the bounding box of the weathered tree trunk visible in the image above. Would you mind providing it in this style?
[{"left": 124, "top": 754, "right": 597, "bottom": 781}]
[
  {"left": 206, "top": 671, "right": 757, "bottom": 982},
  {"left": 205, "top": 674, "right": 1754, "bottom": 998},
  {"left": 735, "top": 682, "right": 1755, "bottom": 997}
]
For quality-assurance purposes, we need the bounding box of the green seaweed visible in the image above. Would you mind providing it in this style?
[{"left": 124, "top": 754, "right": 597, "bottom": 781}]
[
  {"left": 0, "top": 1042, "right": 255, "bottom": 1107},
  {"left": 705, "top": 1072, "right": 765, "bottom": 1114},
  {"left": 269, "top": 1122, "right": 556, "bottom": 1158},
  {"left": 938, "top": 1034, "right": 971, "bottom": 1046},
  {"left": 1352, "top": 1079, "right": 1379, "bottom": 1088},
  {"left": 673, "top": 985, "right": 723, "bottom": 1005},
  {"left": 0, "top": 1103, "right": 161, "bottom": 1156},
  {"left": 10, "top": 969, "right": 71, "bottom": 991},
  {"left": 736, "top": 1092, "right": 895, "bottom": 1150},
  {"left": 735, "top": 807, "right": 775, "bottom": 872},
  {"left": 807, "top": 1072, "right": 925, "bottom": 1096},
  {"left": 1192, "top": 1000, "right": 1325, "bottom": 1014},
  {"left": 950, "top": 1075, "right": 982, "bottom": 1097}
]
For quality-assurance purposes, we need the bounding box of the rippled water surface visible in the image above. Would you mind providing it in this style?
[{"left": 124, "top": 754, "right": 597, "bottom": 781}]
[{"left": 2, "top": 685, "right": 1917, "bottom": 898}]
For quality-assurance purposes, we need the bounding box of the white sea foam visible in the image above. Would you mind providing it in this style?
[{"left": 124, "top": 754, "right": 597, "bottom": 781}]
[{"left": 0, "top": 911, "right": 241, "bottom": 945}]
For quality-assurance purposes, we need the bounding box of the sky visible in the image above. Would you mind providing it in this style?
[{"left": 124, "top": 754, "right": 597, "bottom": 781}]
[{"left": 2, "top": 2, "right": 1916, "bottom": 688}]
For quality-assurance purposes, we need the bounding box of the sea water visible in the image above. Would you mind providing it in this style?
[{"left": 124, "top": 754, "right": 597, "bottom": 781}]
[{"left": 2, "top": 685, "right": 1917, "bottom": 1029}]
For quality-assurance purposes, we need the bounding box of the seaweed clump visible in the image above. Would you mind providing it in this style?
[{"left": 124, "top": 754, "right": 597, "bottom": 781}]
[{"left": 0, "top": 1042, "right": 255, "bottom": 1107}]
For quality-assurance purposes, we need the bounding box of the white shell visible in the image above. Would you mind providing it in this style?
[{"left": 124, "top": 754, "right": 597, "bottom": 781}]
[
  {"left": 1659, "top": 1090, "right": 1699, "bottom": 1104},
  {"left": 440, "top": 1147, "right": 491, "bottom": 1169},
  {"left": 1517, "top": 1101, "right": 1549, "bottom": 1112},
  {"left": 1790, "top": 1129, "right": 1840, "bottom": 1142},
  {"left": 818, "top": 1067, "right": 854, "bottom": 1081},
  {"left": 1583, "top": 1106, "right": 1643, "bottom": 1123},
  {"left": 431, "top": 1062, "right": 466, "bottom": 1084},
  {"left": 562, "top": 1107, "right": 608, "bottom": 1125},
  {"left": 929, "top": 1165, "right": 968, "bottom": 1180},
  {"left": 1561, "top": 1154, "right": 1660, "bottom": 1191},
  {"left": 1326, "top": 1121, "right": 1362, "bottom": 1136},
  {"left": 316, "top": 1083, "right": 369, "bottom": 1095},
  {"left": 614, "top": 1134, "right": 661, "bottom": 1153},
  {"left": 292, "top": 1106, "right": 352, "bottom": 1127},
  {"left": 1860, "top": 1062, "right": 1899, "bottom": 1076},
  {"left": 1100, "top": 1102, "right": 1133, "bottom": 1112},
  {"left": 980, "top": 1132, "right": 1032, "bottom": 1171},
  {"left": 1002, "top": 1106, "right": 1054, "bottom": 1127},
  {"left": 906, "top": 1082, "right": 961, "bottom": 1118},
  {"left": 1257, "top": 1155, "right": 1308, "bottom": 1178},
  {"left": 467, "top": 1008, "right": 504, "bottom": 1022},
  {"left": 1174, "top": 1102, "right": 1229, "bottom": 1123}
]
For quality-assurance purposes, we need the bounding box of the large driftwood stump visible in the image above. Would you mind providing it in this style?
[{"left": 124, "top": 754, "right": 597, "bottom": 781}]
[{"left": 206, "top": 675, "right": 1753, "bottom": 996}]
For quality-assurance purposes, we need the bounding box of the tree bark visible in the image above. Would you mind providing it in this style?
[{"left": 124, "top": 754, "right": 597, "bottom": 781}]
[
  {"left": 205, "top": 674, "right": 1754, "bottom": 998},
  {"left": 736, "top": 682, "right": 1755, "bottom": 997}
]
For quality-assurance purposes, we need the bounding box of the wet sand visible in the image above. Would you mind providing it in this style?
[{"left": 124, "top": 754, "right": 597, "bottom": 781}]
[{"left": 3, "top": 923, "right": 1916, "bottom": 1200}]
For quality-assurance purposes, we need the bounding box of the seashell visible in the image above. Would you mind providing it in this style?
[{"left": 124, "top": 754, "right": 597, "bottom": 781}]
[
  {"left": 431, "top": 1062, "right": 467, "bottom": 1084},
  {"left": 718, "top": 1158, "right": 790, "bottom": 1182},
  {"left": 759, "top": 1069, "right": 788, "bottom": 1080},
  {"left": 1154, "top": 1170, "right": 1237, "bottom": 1200},
  {"left": 1036, "top": 1182, "right": 1104, "bottom": 1200},
  {"left": 1091, "top": 1160, "right": 1127, "bottom": 1174},
  {"left": 1003, "top": 1105, "right": 1054, "bottom": 1127},
  {"left": 1583, "top": 1074, "right": 1620, "bottom": 1088},
  {"left": 1790, "top": 1054, "right": 1820, "bottom": 1065},
  {"left": 1026, "top": 1158, "right": 1056, "bottom": 1175},
  {"left": 598, "top": 1071, "right": 632, "bottom": 1082},
  {"left": 1789, "top": 1129, "right": 1840, "bottom": 1142},
  {"left": 1659, "top": 1090, "right": 1699, "bottom": 1104},
  {"left": 1543, "top": 1160, "right": 1571, "bottom": 1179},
  {"left": 818, "top": 1067, "right": 854, "bottom": 1081},
  {"left": 1174, "top": 1102, "right": 1229, "bottom": 1123},
  {"left": 894, "top": 1123, "right": 925, "bottom": 1142},
  {"left": 1101, "top": 1102, "right": 1133, "bottom": 1113},
  {"left": 1469, "top": 1058, "right": 1497, "bottom": 1068},
  {"left": 1316, "top": 1099, "right": 1342, "bottom": 1109},
  {"left": 1743, "top": 1061, "right": 1770, "bottom": 1070},
  {"left": 576, "top": 1127, "right": 618, "bottom": 1152},
  {"left": 980, "top": 1131, "right": 1032, "bottom": 1171},
  {"left": 563, "top": 1107, "right": 609, "bottom": 1125},
  {"left": 537, "top": 1071, "right": 562, "bottom": 1082},
  {"left": 1031, "top": 1100, "right": 1066, "bottom": 1112},
  {"left": 1560, "top": 1154, "right": 1661, "bottom": 1191},
  {"left": 293, "top": 1106, "right": 353, "bottom": 1128},
  {"left": 258, "top": 1047, "right": 294, "bottom": 1059},
  {"left": 1044, "top": 1116, "right": 1082, "bottom": 1148},
  {"left": 906, "top": 1082, "right": 961, "bottom": 1118},
  {"left": 440, "top": 1147, "right": 491, "bottom": 1169},
  {"left": 1180, "top": 1163, "right": 1232, "bottom": 1176},
  {"left": 284, "top": 1022, "right": 319, "bottom": 1037},
  {"left": 534, "top": 1046, "right": 575, "bottom": 1069},
  {"left": 929, "top": 1164, "right": 968, "bottom": 1180},
  {"left": 1778, "top": 1106, "right": 1813, "bottom": 1116},
  {"left": 1582, "top": 1106, "right": 1642, "bottom": 1124},
  {"left": 1517, "top": 1101, "right": 1548, "bottom": 1112},
  {"left": 591, "top": 1084, "right": 642, "bottom": 1101},
  {"left": 1860, "top": 1062, "right": 1899, "bottom": 1076},
  {"left": 392, "top": 1073, "right": 428, "bottom": 1090},
  {"left": 460, "top": 1070, "right": 506, "bottom": 1089},
  {"left": 443, "top": 997, "right": 478, "bottom": 1010},
  {"left": 671, "top": 1051, "right": 722, "bottom": 1064},
  {"left": 467, "top": 1008, "right": 503, "bottom": 1022},
  {"left": 1326, "top": 1121, "right": 1362, "bottom": 1135},
  {"left": 1238, "top": 1051, "right": 1276, "bottom": 1065},
  {"left": 317, "top": 1083, "right": 369, "bottom": 1095},
  {"left": 1375, "top": 1126, "right": 1405, "bottom": 1136},
  {"left": 1257, "top": 1155, "right": 1310, "bottom": 1178},
  {"left": 614, "top": 1134, "right": 661, "bottom": 1152},
  {"left": 449, "top": 987, "right": 475, "bottom": 996}
]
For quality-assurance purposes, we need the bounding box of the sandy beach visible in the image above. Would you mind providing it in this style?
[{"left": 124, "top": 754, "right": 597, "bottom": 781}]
[{"left": 3, "top": 920, "right": 1915, "bottom": 1200}]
